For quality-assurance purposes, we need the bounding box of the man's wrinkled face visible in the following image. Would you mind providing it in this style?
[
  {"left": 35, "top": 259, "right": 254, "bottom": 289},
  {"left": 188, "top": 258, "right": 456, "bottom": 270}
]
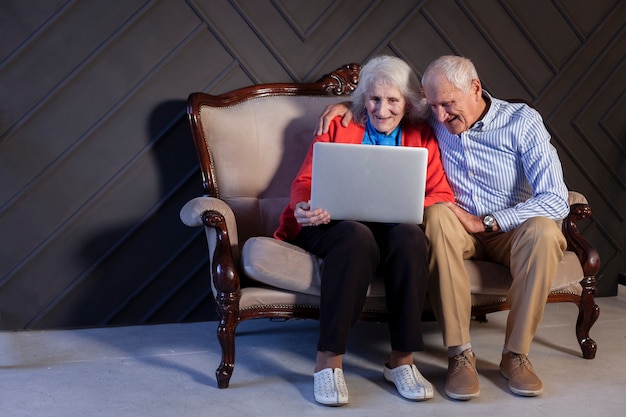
[{"left": 423, "top": 73, "right": 482, "bottom": 135}]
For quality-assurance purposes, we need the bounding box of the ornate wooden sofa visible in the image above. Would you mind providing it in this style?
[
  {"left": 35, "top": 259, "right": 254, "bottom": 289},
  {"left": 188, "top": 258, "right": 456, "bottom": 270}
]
[{"left": 180, "top": 63, "right": 600, "bottom": 389}]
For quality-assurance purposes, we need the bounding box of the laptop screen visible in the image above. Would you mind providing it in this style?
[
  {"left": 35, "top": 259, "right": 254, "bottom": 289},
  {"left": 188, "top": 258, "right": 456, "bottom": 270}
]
[{"left": 309, "top": 142, "right": 428, "bottom": 224}]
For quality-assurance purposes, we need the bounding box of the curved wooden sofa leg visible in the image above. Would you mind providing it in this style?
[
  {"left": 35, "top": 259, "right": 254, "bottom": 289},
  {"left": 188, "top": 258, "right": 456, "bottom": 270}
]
[
  {"left": 201, "top": 209, "right": 242, "bottom": 388},
  {"left": 576, "top": 275, "right": 600, "bottom": 359},
  {"left": 215, "top": 291, "right": 240, "bottom": 388},
  {"left": 562, "top": 203, "right": 601, "bottom": 359}
]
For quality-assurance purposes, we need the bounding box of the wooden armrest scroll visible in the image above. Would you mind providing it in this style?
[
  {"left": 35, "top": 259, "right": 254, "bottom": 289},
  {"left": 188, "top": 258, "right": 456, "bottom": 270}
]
[
  {"left": 562, "top": 203, "right": 601, "bottom": 278},
  {"left": 201, "top": 209, "right": 241, "bottom": 294}
]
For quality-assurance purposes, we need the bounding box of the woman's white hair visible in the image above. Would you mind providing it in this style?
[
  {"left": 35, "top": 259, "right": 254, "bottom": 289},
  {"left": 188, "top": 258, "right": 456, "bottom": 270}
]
[
  {"left": 421, "top": 55, "right": 479, "bottom": 94},
  {"left": 351, "top": 55, "right": 429, "bottom": 125}
]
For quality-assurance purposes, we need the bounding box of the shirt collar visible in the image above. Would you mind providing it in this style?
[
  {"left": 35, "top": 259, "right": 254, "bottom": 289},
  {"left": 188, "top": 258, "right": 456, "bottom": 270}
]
[{"left": 471, "top": 91, "right": 496, "bottom": 130}]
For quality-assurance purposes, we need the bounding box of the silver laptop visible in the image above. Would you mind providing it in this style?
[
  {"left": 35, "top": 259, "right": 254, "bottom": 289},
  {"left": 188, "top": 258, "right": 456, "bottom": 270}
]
[{"left": 309, "top": 142, "right": 428, "bottom": 224}]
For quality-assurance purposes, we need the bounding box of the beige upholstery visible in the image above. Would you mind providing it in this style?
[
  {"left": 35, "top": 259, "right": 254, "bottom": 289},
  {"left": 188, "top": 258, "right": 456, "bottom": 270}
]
[
  {"left": 180, "top": 192, "right": 585, "bottom": 306},
  {"left": 180, "top": 64, "right": 600, "bottom": 389}
]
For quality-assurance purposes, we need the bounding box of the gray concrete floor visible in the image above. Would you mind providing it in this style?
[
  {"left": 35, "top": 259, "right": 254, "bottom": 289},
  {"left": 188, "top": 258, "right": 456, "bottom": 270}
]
[{"left": 1, "top": 286, "right": 625, "bottom": 417}]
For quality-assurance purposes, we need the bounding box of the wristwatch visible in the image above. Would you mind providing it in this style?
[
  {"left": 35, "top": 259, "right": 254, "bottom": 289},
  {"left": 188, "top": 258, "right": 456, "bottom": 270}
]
[{"left": 482, "top": 214, "right": 495, "bottom": 232}]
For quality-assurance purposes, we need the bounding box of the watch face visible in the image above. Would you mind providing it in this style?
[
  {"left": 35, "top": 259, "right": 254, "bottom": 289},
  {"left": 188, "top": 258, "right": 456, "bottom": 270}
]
[{"left": 483, "top": 215, "right": 494, "bottom": 228}]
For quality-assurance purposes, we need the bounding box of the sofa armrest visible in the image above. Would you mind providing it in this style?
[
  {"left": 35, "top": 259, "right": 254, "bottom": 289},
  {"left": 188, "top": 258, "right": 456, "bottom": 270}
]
[
  {"left": 181, "top": 197, "right": 244, "bottom": 382},
  {"left": 180, "top": 197, "right": 241, "bottom": 294},
  {"left": 562, "top": 195, "right": 601, "bottom": 279},
  {"left": 180, "top": 197, "right": 238, "bottom": 238},
  {"left": 563, "top": 192, "right": 601, "bottom": 359}
]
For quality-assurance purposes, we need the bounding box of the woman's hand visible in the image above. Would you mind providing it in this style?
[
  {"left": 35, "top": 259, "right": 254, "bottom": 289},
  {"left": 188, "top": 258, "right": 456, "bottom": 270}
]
[
  {"left": 294, "top": 201, "right": 331, "bottom": 227},
  {"left": 315, "top": 102, "right": 354, "bottom": 136}
]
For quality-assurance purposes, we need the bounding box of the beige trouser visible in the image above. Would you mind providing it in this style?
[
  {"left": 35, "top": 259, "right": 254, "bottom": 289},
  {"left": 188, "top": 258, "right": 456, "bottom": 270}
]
[{"left": 423, "top": 204, "right": 567, "bottom": 355}]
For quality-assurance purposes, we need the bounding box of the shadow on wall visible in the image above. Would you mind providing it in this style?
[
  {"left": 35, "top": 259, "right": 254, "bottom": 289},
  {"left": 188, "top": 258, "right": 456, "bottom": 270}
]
[{"left": 33, "top": 100, "right": 218, "bottom": 329}]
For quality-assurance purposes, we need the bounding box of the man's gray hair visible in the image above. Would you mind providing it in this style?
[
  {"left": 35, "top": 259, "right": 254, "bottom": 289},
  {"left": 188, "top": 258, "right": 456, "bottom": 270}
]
[{"left": 422, "top": 55, "right": 479, "bottom": 94}]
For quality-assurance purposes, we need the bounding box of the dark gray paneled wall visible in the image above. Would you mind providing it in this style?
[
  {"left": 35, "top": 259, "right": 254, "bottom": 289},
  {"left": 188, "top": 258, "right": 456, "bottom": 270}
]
[{"left": 0, "top": 0, "right": 624, "bottom": 330}]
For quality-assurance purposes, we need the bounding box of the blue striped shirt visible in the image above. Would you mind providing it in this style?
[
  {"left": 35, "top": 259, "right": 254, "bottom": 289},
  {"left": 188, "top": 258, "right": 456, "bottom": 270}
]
[{"left": 429, "top": 93, "right": 569, "bottom": 232}]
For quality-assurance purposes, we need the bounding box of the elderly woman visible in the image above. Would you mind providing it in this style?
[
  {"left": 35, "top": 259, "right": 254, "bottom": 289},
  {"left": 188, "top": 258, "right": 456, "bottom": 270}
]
[{"left": 274, "top": 55, "right": 454, "bottom": 406}]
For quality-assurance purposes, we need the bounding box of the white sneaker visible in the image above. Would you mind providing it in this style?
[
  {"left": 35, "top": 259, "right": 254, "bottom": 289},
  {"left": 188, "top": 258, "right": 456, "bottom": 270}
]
[
  {"left": 313, "top": 368, "right": 349, "bottom": 406},
  {"left": 383, "top": 363, "right": 434, "bottom": 401}
]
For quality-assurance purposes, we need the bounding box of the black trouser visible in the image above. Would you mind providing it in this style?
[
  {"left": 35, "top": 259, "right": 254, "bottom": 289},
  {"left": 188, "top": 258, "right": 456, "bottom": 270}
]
[{"left": 295, "top": 220, "right": 429, "bottom": 354}]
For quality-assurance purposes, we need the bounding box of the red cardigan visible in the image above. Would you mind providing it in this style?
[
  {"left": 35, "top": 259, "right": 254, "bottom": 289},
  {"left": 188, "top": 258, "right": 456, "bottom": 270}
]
[{"left": 274, "top": 117, "right": 454, "bottom": 241}]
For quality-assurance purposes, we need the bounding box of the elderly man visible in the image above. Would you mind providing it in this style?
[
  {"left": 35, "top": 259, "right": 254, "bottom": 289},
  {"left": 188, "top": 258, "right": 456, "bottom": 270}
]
[{"left": 317, "top": 55, "right": 569, "bottom": 400}]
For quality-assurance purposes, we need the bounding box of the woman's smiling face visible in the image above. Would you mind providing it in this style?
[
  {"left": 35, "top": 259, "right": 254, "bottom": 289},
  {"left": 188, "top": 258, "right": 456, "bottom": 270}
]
[{"left": 364, "top": 83, "right": 407, "bottom": 135}]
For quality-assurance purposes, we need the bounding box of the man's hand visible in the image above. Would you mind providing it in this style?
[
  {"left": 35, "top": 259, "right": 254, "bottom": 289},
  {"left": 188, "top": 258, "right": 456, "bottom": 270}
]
[
  {"left": 441, "top": 202, "right": 497, "bottom": 233},
  {"left": 315, "top": 101, "right": 353, "bottom": 136}
]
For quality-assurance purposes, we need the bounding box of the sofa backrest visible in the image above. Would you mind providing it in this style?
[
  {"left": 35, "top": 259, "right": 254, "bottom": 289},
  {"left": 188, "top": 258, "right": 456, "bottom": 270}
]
[{"left": 187, "top": 64, "right": 360, "bottom": 245}]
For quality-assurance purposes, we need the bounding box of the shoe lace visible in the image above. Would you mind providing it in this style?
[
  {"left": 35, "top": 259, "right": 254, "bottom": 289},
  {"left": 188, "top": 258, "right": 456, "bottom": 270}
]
[
  {"left": 453, "top": 350, "right": 475, "bottom": 371},
  {"left": 511, "top": 353, "right": 532, "bottom": 370}
]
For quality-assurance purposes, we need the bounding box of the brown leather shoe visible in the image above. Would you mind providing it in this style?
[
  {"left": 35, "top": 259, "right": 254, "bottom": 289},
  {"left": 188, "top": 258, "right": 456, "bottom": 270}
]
[
  {"left": 499, "top": 352, "right": 543, "bottom": 396},
  {"left": 445, "top": 349, "right": 480, "bottom": 400}
]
